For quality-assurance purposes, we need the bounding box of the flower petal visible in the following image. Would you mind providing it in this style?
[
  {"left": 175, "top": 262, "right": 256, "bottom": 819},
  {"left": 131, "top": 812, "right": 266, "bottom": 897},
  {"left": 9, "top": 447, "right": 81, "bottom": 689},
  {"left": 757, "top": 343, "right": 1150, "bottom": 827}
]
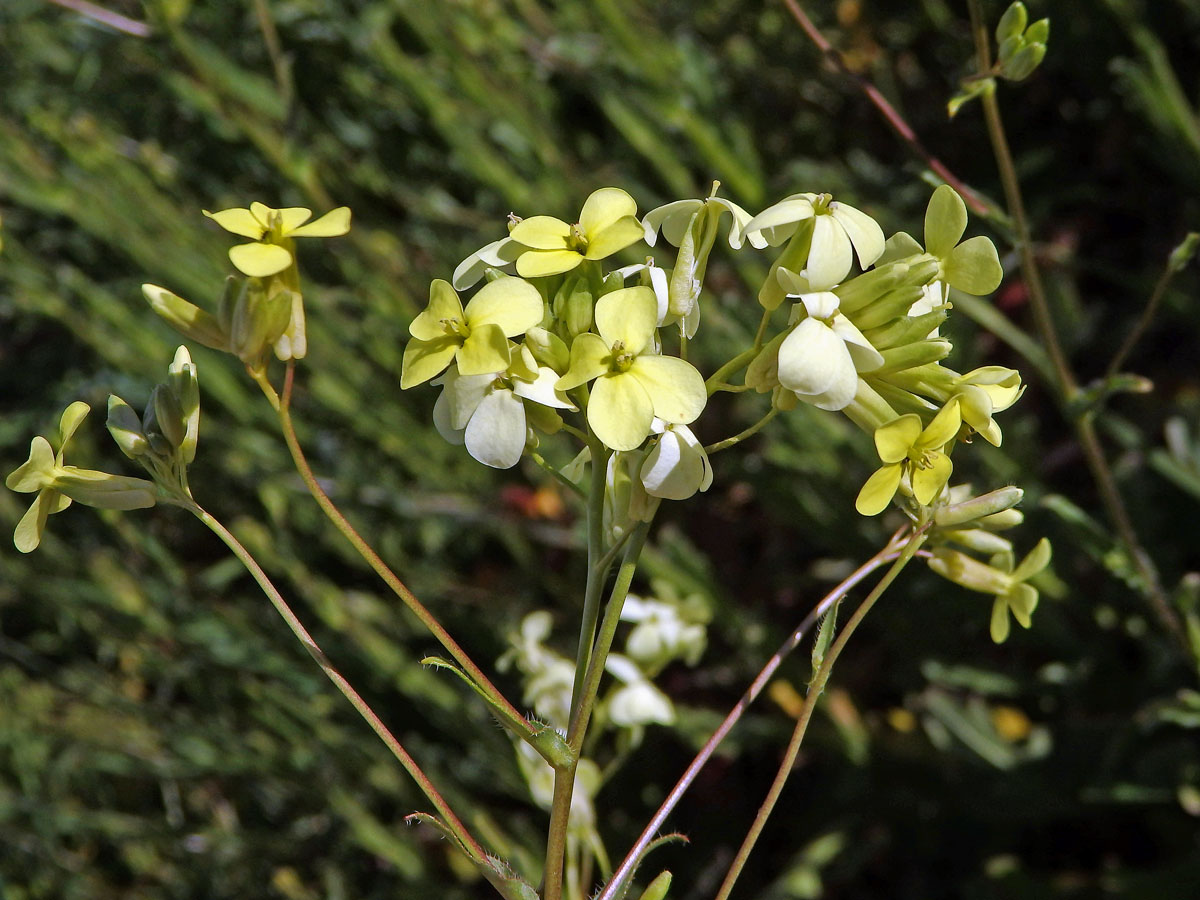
[
  {"left": 743, "top": 197, "right": 815, "bottom": 247},
  {"left": 874, "top": 415, "right": 923, "bottom": 464},
  {"left": 452, "top": 237, "right": 521, "bottom": 289},
  {"left": 642, "top": 199, "right": 700, "bottom": 247},
  {"left": 640, "top": 428, "right": 710, "bottom": 500},
  {"left": 831, "top": 314, "right": 885, "bottom": 372},
  {"left": 400, "top": 336, "right": 460, "bottom": 389},
  {"left": 1006, "top": 583, "right": 1038, "bottom": 628},
  {"left": 457, "top": 323, "right": 511, "bottom": 376},
  {"left": 924, "top": 185, "right": 967, "bottom": 258},
  {"left": 805, "top": 214, "right": 853, "bottom": 289},
  {"left": 14, "top": 490, "right": 58, "bottom": 553},
  {"left": 513, "top": 367, "right": 576, "bottom": 410},
  {"left": 203, "top": 207, "right": 264, "bottom": 239},
  {"left": 440, "top": 368, "right": 495, "bottom": 430},
  {"left": 990, "top": 595, "right": 1012, "bottom": 643},
  {"left": 6, "top": 437, "right": 56, "bottom": 492},
  {"left": 911, "top": 452, "right": 953, "bottom": 505},
  {"left": 595, "top": 286, "right": 657, "bottom": 353},
  {"left": 584, "top": 217, "right": 645, "bottom": 260},
  {"left": 578, "top": 187, "right": 637, "bottom": 236},
  {"left": 777, "top": 319, "right": 857, "bottom": 410},
  {"left": 944, "top": 236, "right": 1003, "bottom": 295},
  {"left": 830, "top": 202, "right": 885, "bottom": 268},
  {"left": 410, "top": 279, "right": 466, "bottom": 340},
  {"left": 515, "top": 249, "right": 583, "bottom": 278},
  {"left": 856, "top": 463, "right": 903, "bottom": 515},
  {"left": 463, "top": 276, "right": 545, "bottom": 336},
  {"left": 589, "top": 373, "right": 654, "bottom": 451},
  {"left": 510, "top": 216, "right": 572, "bottom": 250},
  {"left": 919, "top": 400, "right": 962, "bottom": 450},
  {"left": 58, "top": 401, "right": 91, "bottom": 452},
  {"left": 556, "top": 333, "right": 610, "bottom": 391},
  {"left": 464, "top": 389, "right": 527, "bottom": 468},
  {"left": 274, "top": 207, "right": 314, "bottom": 233},
  {"left": 288, "top": 206, "right": 351, "bottom": 237},
  {"left": 432, "top": 388, "right": 466, "bottom": 445},
  {"left": 1011, "top": 537, "right": 1052, "bottom": 582},
  {"left": 229, "top": 242, "right": 294, "bottom": 277},
  {"left": 628, "top": 355, "right": 706, "bottom": 425}
]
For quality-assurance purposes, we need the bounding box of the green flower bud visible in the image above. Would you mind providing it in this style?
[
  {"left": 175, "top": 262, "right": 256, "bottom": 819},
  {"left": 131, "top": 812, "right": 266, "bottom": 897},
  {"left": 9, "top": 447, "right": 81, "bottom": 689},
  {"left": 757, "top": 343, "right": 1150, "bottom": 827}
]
[
  {"left": 935, "top": 486, "right": 1024, "bottom": 527},
  {"left": 554, "top": 274, "right": 594, "bottom": 337},
  {"left": 872, "top": 339, "right": 953, "bottom": 376},
  {"left": 995, "top": 2, "right": 1028, "bottom": 43},
  {"left": 52, "top": 469, "right": 158, "bottom": 511},
  {"left": 637, "top": 871, "right": 673, "bottom": 900},
  {"left": 1002, "top": 42, "right": 1046, "bottom": 81},
  {"left": 850, "top": 285, "right": 927, "bottom": 330},
  {"left": 862, "top": 310, "right": 947, "bottom": 350},
  {"left": 106, "top": 395, "right": 149, "bottom": 459},
  {"left": 143, "top": 284, "right": 228, "bottom": 352},
  {"left": 524, "top": 326, "right": 570, "bottom": 374},
  {"left": 929, "top": 548, "right": 1012, "bottom": 595},
  {"left": 1024, "top": 18, "right": 1050, "bottom": 46},
  {"left": 167, "top": 346, "right": 200, "bottom": 465},
  {"left": 152, "top": 383, "right": 186, "bottom": 450}
]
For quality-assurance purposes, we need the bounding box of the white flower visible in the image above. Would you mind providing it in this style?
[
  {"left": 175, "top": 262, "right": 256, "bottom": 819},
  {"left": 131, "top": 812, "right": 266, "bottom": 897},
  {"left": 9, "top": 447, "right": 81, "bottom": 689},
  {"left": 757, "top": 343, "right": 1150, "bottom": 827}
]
[
  {"left": 777, "top": 291, "right": 884, "bottom": 411},
  {"left": 639, "top": 421, "right": 713, "bottom": 500},
  {"left": 432, "top": 351, "right": 575, "bottom": 469},
  {"left": 621, "top": 594, "right": 707, "bottom": 667},
  {"left": 604, "top": 655, "right": 675, "bottom": 728},
  {"left": 642, "top": 194, "right": 766, "bottom": 251},
  {"left": 743, "top": 192, "right": 885, "bottom": 290}
]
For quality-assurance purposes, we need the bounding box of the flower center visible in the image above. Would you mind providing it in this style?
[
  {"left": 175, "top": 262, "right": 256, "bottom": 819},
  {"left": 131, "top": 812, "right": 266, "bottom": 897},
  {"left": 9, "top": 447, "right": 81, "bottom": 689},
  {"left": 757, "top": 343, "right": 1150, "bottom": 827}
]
[
  {"left": 610, "top": 340, "right": 636, "bottom": 373},
  {"left": 567, "top": 223, "right": 589, "bottom": 253},
  {"left": 811, "top": 193, "right": 833, "bottom": 214},
  {"left": 440, "top": 317, "right": 470, "bottom": 339},
  {"left": 909, "top": 447, "right": 939, "bottom": 470}
]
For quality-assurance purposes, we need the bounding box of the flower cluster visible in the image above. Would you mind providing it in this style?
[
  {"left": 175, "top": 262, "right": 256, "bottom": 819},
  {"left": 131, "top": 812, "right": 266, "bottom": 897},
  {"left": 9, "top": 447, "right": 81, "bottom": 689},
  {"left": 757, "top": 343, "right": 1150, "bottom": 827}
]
[{"left": 401, "top": 183, "right": 1048, "bottom": 638}]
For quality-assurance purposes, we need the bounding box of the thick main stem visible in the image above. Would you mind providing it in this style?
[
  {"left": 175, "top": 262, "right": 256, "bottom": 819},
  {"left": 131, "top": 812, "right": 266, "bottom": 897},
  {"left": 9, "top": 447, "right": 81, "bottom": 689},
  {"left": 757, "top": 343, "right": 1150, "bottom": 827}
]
[
  {"left": 190, "top": 503, "right": 487, "bottom": 863},
  {"left": 712, "top": 533, "right": 926, "bottom": 900},
  {"left": 965, "top": 0, "right": 1182, "bottom": 642},
  {"left": 273, "top": 362, "right": 533, "bottom": 729},
  {"left": 545, "top": 519, "right": 652, "bottom": 900}
]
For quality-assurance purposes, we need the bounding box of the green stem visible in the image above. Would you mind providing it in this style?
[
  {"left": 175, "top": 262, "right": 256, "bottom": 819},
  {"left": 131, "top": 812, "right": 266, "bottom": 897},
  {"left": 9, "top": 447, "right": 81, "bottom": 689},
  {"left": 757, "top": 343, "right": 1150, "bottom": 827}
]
[
  {"left": 713, "top": 531, "right": 926, "bottom": 900},
  {"left": 569, "top": 432, "right": 613, "bottom": 719},
  {"left": 705, "top": 407, "right": 779, "bottom": 455},
  {"left": 966, "top": 0, "right": 1183, "bottom": 644},
  {"left": 269, "top": 363, "right": 534, "bottom": 733},
  {"left": 545, "top": 518, "right": 652, "bottom": 900},
  {"left": 706, "top": 346, "right": 759, "bottom": 396},
  {"left": 188, "top": 502, "right": 487, "bottom": 864}
]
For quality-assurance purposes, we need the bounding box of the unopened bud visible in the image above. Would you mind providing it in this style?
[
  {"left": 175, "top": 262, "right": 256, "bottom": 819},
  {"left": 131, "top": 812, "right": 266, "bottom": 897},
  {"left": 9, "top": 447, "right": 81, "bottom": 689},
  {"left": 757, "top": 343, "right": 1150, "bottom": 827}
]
[{"left": 935, "top": 486, "right": 1024, "bottom": 527}]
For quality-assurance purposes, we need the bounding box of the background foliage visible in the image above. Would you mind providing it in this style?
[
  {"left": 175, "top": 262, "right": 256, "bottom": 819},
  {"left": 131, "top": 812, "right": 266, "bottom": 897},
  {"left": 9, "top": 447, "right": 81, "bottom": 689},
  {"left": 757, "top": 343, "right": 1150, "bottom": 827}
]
[{"left": 2, "top": 0, "right": 1200, "bottom": 897}]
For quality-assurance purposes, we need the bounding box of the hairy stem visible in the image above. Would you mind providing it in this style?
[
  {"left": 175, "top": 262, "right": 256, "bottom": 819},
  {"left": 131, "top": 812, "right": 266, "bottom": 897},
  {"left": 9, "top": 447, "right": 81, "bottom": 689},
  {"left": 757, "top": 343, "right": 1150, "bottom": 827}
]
[
  {"left": 189, "top": 502, "right": 487, "bottom": 863},
  {"left": 713, "top": 531, "right": 926, "bottom": 900}
]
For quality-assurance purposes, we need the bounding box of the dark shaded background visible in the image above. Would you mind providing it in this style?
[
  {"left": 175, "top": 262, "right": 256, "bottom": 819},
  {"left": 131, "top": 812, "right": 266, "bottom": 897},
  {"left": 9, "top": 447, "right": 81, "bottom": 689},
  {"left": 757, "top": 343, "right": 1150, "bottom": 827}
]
[{"left": 2, "top": 0, "right": 1200, "bottom": 897}]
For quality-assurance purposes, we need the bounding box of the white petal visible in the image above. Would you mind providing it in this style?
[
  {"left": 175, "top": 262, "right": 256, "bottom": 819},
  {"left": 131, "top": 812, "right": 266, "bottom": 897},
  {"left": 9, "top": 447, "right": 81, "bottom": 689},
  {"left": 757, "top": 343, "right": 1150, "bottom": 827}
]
[
  {"left": 432, "top": 388, "right": 466, "bottom": 446},
  {"left": 440, "top": 368, "right": 495, "bottom": 430},
  {"left": 777, "top": 318, "right": 858, "bottom": 410},
  {"left": 513, "top": 366, "right": 577, "bottom": 410},
  {"left": 830, "top": 314, "right": 884, "bottom": 371},
  {"left": 829, "top": 202, "right": 885, "bottom": 268},
  {"left": 464, "top": 389, "right": 527, "bottom": 468},
  {"left": 804, "top": 214, "right": 853, "bottom": 290},
  {"left": 640, "top": 426, "right": 711, "bottom": 500},
  {"left": 798, "top": 290, "right": 840, "bottom": 320}
]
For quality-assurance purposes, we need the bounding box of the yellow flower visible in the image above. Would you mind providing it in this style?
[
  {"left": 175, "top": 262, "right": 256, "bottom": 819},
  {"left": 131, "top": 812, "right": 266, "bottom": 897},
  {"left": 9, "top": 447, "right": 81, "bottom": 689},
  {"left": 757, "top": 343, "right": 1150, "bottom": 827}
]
[
  {"left": 855, "top": 401, "right": 961, "bottom": 515},
  {"left": 509, "top": 188, "right": 644, "bottom": 278},
  {"left": 204, "top": 202, "right": 351, "bottom": 277}
]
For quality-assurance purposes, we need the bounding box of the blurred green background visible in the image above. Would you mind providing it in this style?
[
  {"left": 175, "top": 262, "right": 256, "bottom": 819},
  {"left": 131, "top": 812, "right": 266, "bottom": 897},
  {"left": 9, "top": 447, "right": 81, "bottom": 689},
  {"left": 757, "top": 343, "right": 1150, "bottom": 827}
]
[{"left": 3, "top": 0, "right": 1200, "bottom": 897}]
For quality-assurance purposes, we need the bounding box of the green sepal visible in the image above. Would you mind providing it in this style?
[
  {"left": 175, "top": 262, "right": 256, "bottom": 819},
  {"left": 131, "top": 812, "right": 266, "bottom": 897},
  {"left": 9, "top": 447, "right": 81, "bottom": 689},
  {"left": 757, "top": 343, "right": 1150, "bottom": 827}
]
[
  {"left": 871, "top": 339, "right": 953, "bottom": 376},
  {"left": 758, "top": 218, "right": 813, "bottom": 310},
  {"left": 421, "top": 657, "right": 575, "bottom": 769},
  {"left": 862, "top": 310, "right": 947, "bottom": 350},
  {"left": 143, "top": 284, "right": 228, "bottom": 351},
  {"left": 152, "top": 383, "right": 186, "bottom": 450},
  {"left": 849, "top": 285, "right": 927, "bottom": 331},
  {"left": 52, "top": 469, "right": 158, "bottom": 510}
]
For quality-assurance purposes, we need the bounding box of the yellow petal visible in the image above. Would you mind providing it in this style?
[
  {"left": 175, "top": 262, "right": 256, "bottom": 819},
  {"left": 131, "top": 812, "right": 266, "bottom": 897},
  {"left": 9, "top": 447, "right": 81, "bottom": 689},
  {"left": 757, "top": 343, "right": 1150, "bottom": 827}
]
[
  {"left": 855, "top": 463, "right": 903, "bottom": 516},
  {"left": 457, "top": 323, "right": 511, "bottom": 376},
  {"left": 6, "top": 437, "right": 56, "bottom": 492},
  {"left": 588, "top": 372, "right": 654, "bottom": 451},
  {"left": 288, "top": 206, "right": 351, "bottom": 237},
  {"left": 874, "top": 415, "right": 922, "bottom": 464},
  {"left": 595, "top": 287, "right": 657, "bottom": 353},
  {"left": 400, "top": 336, "right": 460, "bottom": 389},
  {"left": 584, "top": 217, "right": 644, "bottom": 260},
  {"left": 919, "top": 400, "right": 962, "bottom": 450},
  {"left": 990, "top": 596, "right": 1011, "bottom": 643},
  {"left": 629, "top": 355, "right": 707, "bottom": 425},
  {"left": 228, "top": 242, "right": 294, "bottom": 277},
  {"left": 410, "top": 280, "right": 466, "bottom": 340},
  {"left": 274, "top": 206, "right": 314, "bottom": 233},
  {"left": 911, "top": 452, "right": 952, "bottom": 505},
  {"left": 578, "top": 187, "right": 637, "bottom": 236},
  {"left": 463, "top": 276, "right": 544, "bottom": 336},
  {"left": 58, "top": 401, "right": 91, "bottom": 453},
  {"left": 510, "top": 215, "right": 572, "bottom": 250},
  {"left": 14, "top": 490, "right": 55, "bottom": 553},
  {"left": 203, "top": 207, "right": 264, "bottom": 238},
  {"left": 515, "top": 248, "right": 583, "bottom": 278},
  {"left": 556, "top": 333, "right": 610, "bottom": 391}
]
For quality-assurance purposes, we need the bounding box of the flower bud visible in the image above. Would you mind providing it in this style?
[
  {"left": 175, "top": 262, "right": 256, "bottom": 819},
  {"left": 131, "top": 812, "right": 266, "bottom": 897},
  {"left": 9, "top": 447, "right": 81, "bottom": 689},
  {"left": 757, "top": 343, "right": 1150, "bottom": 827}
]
[
  {"left": 872, "top": 339, "right": 952, "bottom": 376},
  {"left": 934, "top": 486, "right": 1024, "bottom": 527},
  {"left": 849, "top": 285, "right": 927, "bottom": 330},
  {"left": 928, "top": 548, "right": 1012, "bottom": 595},
  {"left": 106, "top": 395, "right": 149, "bottom": 459},
  {"left": 143, "top": 284, "right": 228, "bottom": 352}
]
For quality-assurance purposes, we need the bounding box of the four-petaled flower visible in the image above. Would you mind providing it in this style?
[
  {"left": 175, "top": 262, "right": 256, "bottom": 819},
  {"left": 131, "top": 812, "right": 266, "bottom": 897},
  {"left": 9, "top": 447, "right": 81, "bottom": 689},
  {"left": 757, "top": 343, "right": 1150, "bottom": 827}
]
[
  {"left": 509, "top": 188, "right": 645, "bottom": 278},
  {"left": 777, "top": 291, "right": 884, "bottom": 411},
  {"left": 6, "top": 402, "right": 156, "bottom": 552},
  {"left": 204, "top": 202, "right": 351, "bottom": 278},
  {"left": 639, "top": 420, "right": 712, "bottom": 500},
  {"left": 856, "top": 401, "right": 962, "bottom": 515},
  {"left": 928, "top": 538, "right": 1051, "bottom": 643},
  {"left": 743, "top": 191, "right": 886, "bottom": 290},
  {"left": 401, "top": 277, "right": 544, "bottom": 389},
  {"left": 555, "top": 287, "right": 706, "bottom": 451}
]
